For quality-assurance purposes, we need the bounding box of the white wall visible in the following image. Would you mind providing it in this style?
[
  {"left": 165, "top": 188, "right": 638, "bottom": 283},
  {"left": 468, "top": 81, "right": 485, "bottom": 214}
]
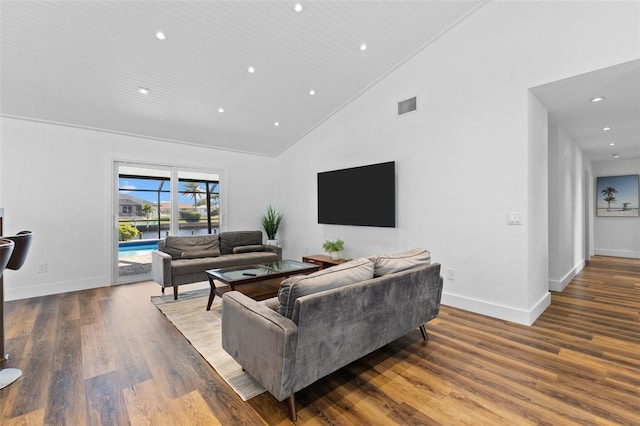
[
  {"left": 275, "top": 1, "right": 639, "bottom": 324},
  {"left": 0, "top": 117, "right": 275, "bottom": 300},
  {"left": 548, "top": 125, "right": 591, "bottom": 291},
  {"left": 527, "top": 93, "right": 550, "bottom": 320},
  {"left": 592, "top": 158, "right": 640, "bottom": 258}
]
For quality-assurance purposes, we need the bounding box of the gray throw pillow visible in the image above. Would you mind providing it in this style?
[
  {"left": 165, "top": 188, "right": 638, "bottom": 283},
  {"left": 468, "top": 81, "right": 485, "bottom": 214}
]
[
  {"left": 277, "top": 258, "right": 374, "bottom": 319},
  {"left": 181, "top": 248, "right": 220, "bottom": 259},
  {"left": 232, "top": 245, "right": 265, "bottom": 254},
  {"left": 163, "top": 235, "right": 220, "bottom": 260},
  {"left": 161, "top": 246, "right": 184, "bottom": 260},
  {"left": 370, "top": 248, "right": 431, "bottom": 276},
  {"left": 219, "top": 231, "right": 262, "bottom": 254}
]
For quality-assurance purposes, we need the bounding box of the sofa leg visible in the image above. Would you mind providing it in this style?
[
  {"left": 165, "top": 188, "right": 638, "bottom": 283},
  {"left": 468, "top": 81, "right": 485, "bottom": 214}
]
[
  {"left": 419, "top": 324, "right": 429, "bottom": 341},
  {"left": 287, "top": 393, "right": 297, "bottom": 422},
  {"left": 173, "top": 285, "right": 178, "bottom": 300}
]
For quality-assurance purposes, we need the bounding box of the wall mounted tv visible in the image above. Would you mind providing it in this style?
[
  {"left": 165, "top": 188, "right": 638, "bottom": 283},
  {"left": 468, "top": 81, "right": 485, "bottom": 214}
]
[{"left": 317, "top": 161, "right": 396, "bottom": 227}]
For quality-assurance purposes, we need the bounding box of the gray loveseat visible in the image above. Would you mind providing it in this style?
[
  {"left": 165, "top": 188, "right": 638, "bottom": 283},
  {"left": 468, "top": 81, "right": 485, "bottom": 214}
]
[
  {"left": 221, "top": 249, "right": 442, "bottom": 421},
  {"left": 152, "top": 230, "right": 281, "bottom": 299}
]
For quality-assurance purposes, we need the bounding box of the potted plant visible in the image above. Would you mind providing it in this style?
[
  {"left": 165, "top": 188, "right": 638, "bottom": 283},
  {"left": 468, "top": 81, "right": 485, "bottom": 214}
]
[
  {"left": 322, "top": 239, "right": 344, "bottom": 260},
  {"left": 261, "top": 205, "right": 283, "bottom": 245}
]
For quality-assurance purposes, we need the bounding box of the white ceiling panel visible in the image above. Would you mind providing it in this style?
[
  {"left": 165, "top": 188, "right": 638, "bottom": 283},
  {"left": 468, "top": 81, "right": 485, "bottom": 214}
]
[
  {"left": 532, "top": 59, "right": 640, "bottom": 163},
  {"left": 3, "top": 1, "right": 636, "bottom": 162},
  {"left": 1, "top": 0, "right": 485, "bottom": 155}
]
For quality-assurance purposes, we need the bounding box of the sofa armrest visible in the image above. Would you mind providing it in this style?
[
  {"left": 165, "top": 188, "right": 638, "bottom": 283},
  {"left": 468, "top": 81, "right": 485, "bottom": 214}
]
[
  {"left": 263, "top": 244, "right": 282, "bottom": 260},
  {"left": 221, "top": 291, "right": 298, "bottom": 401},
  {"left": 151, "top": 250, "right": 172, "bottom": 287}
]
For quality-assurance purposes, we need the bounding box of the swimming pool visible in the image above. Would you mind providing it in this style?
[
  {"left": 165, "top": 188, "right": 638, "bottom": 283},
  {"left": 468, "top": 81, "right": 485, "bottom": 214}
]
[{"left": 118, "top": 240, "right": 158, "bottom": 257}]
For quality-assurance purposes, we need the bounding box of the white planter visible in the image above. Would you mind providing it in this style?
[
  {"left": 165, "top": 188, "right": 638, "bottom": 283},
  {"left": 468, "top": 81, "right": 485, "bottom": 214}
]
[
  {"left": 329, "top": 251, "right": 342, "bottom": 260},
  {"left": 266, "top": 239, "right": 279, "bottom": 246}
]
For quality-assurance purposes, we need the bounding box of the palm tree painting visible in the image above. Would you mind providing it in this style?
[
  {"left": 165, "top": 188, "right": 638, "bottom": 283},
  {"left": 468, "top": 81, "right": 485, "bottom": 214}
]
[
  {"left": 596, "top": 175, "right": 639, "bottom": 217},
  {"left": 601, "top": 186, "right": 618, "bottom": 212}
]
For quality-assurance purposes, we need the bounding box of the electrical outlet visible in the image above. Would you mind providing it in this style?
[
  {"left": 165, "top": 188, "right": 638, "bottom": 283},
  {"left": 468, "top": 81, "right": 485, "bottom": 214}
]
[
  {"left": 37, "top": 262, "right": 47, "bottom": 273},
  {"left": 447, "top": 268, "right": 455, "bottom": 280}
]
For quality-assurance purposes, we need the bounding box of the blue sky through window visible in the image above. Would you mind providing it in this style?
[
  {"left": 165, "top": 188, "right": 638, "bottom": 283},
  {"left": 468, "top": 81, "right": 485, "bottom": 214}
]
[{"left": 119, "top": 177, "right": 219, "bottom": 205}]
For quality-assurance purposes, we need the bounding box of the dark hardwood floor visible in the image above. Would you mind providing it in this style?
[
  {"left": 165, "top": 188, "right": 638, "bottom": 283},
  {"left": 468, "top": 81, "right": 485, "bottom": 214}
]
[{"left": 1, "top": 255, "right": 638, "bottom": 425}]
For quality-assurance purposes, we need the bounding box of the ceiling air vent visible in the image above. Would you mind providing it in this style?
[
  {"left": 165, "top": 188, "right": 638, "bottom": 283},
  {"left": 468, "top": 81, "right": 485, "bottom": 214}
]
[{"left": 397, "top": 96, "right": 417, "bottom": 116}]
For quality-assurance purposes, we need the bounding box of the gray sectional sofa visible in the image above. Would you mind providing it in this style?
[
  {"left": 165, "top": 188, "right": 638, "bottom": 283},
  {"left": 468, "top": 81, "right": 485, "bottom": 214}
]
[
  {"left": 151, "top": 230, "right": 281, "bottom": 299},
  {"left": 221, "top": 248, "right": 442, "bottom": 421}
]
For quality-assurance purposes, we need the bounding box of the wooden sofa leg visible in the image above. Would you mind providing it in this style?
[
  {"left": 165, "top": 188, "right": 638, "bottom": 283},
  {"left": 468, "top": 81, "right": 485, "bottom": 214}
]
[
  {"left": 419, "top": 324, "right": 429, "bottom": 341},
  {"left": 173, "top": 285, "right": 178, "bottom": 300},
  {"left": 287, "top": 393, "right": 297, "bottom": 422}
]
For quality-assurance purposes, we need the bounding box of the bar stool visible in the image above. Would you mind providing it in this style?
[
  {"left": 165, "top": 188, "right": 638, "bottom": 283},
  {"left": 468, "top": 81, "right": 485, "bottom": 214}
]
[
  {"left": 5, "top": 231, "right": 33, "bottom": 270},
  {"left": 0, "top": 231, "right": 33, "bottom": 389},
  {"left": 0, "top": 238, "right": 15, "bottom": 277}
]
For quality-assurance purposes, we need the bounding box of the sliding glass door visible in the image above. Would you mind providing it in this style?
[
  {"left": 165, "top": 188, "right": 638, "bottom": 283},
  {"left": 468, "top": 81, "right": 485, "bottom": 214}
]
[
  {"left": 114, "top": 162, "right": 222, "bottom": 284},
  {"left": 177, "top": 170, "right": 221, "bottom": 236}
]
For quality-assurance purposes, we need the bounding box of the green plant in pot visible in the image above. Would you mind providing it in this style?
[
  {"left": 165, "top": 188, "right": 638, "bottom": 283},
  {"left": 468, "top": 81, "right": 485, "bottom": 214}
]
[
  {"left": 322, "top": 239, "right": 344, "bottom": 260},
  {"left": 261, "top": 205, "right": 283, "bottom": 245}
]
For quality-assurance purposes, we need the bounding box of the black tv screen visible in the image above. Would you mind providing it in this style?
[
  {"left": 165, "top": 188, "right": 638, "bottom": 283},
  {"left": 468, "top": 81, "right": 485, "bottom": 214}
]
[{"left": 318, "top": 161, "right": 396, "bottom": 227}]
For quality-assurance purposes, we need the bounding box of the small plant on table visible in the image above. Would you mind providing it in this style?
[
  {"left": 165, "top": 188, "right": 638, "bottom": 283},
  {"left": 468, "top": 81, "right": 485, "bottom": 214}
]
[{"left": 322, "top": 239, "right": 344, "bottom": 259}]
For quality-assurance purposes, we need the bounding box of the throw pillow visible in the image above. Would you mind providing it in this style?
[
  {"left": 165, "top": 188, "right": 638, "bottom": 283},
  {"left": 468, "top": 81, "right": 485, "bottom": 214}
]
[
  {"left": 219, "top": 231, "right": 262, "bottom": 255},
  {"left": 232, "top": 245, "right": 265, "bottom": 254},
  {"left": 162, "top": 245, "right": 184, "bottom": 260},
  {"left": 277, "top": 258, "right": 374, "bottom": 319},
  {"left": 370, "top": 248, "right": 431, "bottom": 276},
  {"left": 181, "top": 248, "right": 221, "bottom": 259},
  {"left": 163, "top": 235, "right": 220, "bottom": 260}
]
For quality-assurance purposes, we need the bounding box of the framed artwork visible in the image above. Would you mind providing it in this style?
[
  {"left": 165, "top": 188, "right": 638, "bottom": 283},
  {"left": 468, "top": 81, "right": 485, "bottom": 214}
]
[{"left": 596, "top": 174, "right": 639, "bottom": 217}]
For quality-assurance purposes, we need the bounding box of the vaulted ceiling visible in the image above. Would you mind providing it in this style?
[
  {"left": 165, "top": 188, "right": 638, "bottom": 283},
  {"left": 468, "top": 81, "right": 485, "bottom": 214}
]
[
  {"left": 0, "top": 0, "right": 485, "bottom": 156},
  {"left": 1, "top": 1, "right": 637, "bottom": 161}
]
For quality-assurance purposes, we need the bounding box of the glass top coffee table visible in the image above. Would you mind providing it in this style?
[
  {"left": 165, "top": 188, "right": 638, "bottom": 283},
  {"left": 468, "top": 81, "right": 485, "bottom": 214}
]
[{"left": 205, "top": 259, "right": 319, "bottom": 310}]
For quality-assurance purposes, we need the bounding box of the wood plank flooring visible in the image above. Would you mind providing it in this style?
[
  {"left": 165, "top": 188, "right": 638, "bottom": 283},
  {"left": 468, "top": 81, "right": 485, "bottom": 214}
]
[{"left": 1, "top": 255, "right": 638, "bottom": 425}]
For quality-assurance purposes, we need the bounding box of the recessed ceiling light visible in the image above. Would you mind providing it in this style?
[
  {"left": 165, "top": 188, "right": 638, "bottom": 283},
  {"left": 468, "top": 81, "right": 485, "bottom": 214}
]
[
  {"left": 294, "top": 3, "right": 303, "bottom": 12},
  {"left": 590, "top": 96, "right": 605, "bottom": 102},
  {"left": 274, "top": 121, "right": 280, "bottom": 127},
  {"left": 309, "top": 89, "right": 315, "bottom": 96},
  {"left": 602, "top": 126, "right": 612, "bottom": 131},
  {"left": 360, "top": 43, "right": 367, "bottom": 51},
  {"left": 218, "top": 108, "right": 224, "bottom": 113},
  {"left": 248, "top": 66, "right": 255, "bottom": 73},
  {"left": 608, "top": 142, "right": 616, "bottom": 146},
  {"left": 137, "top": 87, "right": 150, "bottom": 95},
  {"left": 156, "top": 31, "right": 166, "bottom": 40},
  {"left": 612, "top": 154, "right": 620, "bottom": 158}
]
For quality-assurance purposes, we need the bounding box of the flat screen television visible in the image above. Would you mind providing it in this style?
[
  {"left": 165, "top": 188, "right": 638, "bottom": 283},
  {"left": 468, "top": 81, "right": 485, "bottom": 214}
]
[{"left": 317, "top": 161, "right": 396, "bottom": 227}]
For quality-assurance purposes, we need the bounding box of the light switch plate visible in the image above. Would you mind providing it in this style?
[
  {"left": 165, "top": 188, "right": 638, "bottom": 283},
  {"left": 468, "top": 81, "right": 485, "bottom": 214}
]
[{"left": 507, "top": 212, "right": 522, "bottom": 225}]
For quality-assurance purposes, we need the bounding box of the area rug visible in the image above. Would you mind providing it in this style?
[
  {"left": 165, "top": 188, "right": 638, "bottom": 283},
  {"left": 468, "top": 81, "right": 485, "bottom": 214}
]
[{"left": 151, "top": 287, "right": 266, "bottom": 400}]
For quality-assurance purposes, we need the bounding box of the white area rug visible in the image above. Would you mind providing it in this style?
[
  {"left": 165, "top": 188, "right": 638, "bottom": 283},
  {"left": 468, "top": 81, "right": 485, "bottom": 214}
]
[{"left": 151, "top": 287, "right": 266, "bottom": 400}]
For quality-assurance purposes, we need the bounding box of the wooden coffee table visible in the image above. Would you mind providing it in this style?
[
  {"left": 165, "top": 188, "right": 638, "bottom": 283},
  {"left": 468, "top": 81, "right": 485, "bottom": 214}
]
[{"left": 205, "top": 259, "right": 319, "bottom": 310}]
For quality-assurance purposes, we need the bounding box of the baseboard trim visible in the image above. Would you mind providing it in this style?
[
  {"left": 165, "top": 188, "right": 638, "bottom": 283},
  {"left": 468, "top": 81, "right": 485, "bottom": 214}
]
[
  {"left": 594, "top": 249, "right": 640, "bottom": 259},
  {"left": 441, "top": 291, "right": 551, "bottom": 326},
  {"left": 5, "top": 276, "right": 109, "bottom": 301},
  {"left": 549, "top": 260, "right": 585, "bottom": 292}
]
